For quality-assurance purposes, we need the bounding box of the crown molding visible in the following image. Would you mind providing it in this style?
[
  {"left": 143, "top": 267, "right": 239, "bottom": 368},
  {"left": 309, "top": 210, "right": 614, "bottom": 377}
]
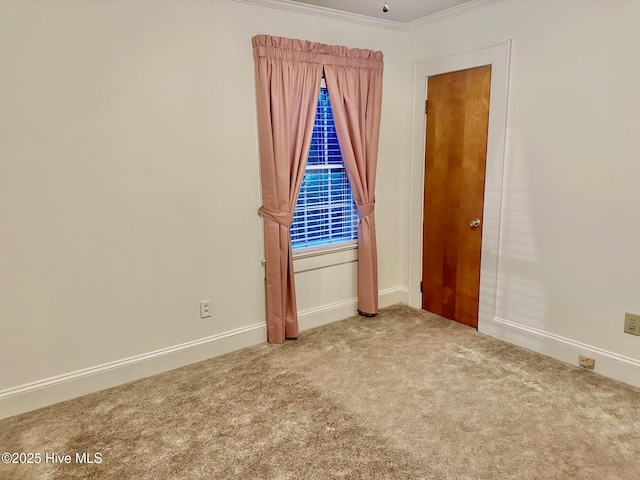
[
  {"left": 405, "top": 0, "right": 505, "bottom": 31},
  {"left": 231, "top": 0, "right": 504, "bottom": 32},
  {"left": 230, "top": 0, "right": 406, "bottom": 32}
]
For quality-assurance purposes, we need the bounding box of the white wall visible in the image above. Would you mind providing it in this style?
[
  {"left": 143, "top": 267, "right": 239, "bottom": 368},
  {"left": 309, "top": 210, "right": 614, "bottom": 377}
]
[
  {"left": 407, "top": 0, "right": 640, "bottom": 378},
  {"left": 0, "top": 0, "right": 410, "bottom": 415}
]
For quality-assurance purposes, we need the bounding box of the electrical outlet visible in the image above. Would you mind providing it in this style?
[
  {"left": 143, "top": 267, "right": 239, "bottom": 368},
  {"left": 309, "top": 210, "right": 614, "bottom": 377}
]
[
  {"left": 624, "top": 312, "right": 640, "bottom": 336},
  {"left": 579, "top": 355, "right": 595, "bottom": 370},
  {"left": 200, "top": 300, "right": 211, "bottom": 319}
]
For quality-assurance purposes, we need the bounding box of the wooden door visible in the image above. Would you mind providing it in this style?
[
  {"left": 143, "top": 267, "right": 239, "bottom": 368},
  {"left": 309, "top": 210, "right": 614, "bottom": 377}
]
[{"left": 422, "top": 66, "right": 491, "bottom": 329}]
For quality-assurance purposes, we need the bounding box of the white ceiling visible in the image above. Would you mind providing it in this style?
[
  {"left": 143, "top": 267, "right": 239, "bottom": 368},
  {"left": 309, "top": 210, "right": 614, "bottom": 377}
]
[{"left": 286, "top": 0, "right": 477, "bottom": 23}]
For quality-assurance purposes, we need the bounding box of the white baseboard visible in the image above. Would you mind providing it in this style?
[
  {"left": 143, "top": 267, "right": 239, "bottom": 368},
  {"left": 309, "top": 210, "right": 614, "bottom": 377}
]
[
  {"left": 298, "top": 286, "right": 409, "bottom": 331},
  {"left": 0, "top": 323, "right": 267, "bottom": 420},
  {"left": 0, "top": 286, "right": 409, "bottom": 420},
  {"left": 481, "top": 316, "right": 640, "bottom": 389}
]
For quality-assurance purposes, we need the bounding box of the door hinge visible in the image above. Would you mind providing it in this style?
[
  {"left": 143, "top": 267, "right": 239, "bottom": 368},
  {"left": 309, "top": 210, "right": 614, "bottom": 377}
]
[
  {"left": 425, "top": 100, "right": 428, "bottom": 114},
  {"left": 420, "top": 281, "right": 423, "bottom": 293}
]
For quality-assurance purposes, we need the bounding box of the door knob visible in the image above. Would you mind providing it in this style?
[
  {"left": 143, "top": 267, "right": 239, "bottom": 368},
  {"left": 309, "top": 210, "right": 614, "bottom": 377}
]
[{"left": 469, "top": 218, "right": 481, "bottom": 229}]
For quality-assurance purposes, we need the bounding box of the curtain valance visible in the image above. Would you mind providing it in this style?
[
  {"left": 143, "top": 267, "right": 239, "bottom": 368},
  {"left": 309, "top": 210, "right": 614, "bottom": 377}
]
[{"left": 252, "top": 34, "right": 383, "bottom": 70}]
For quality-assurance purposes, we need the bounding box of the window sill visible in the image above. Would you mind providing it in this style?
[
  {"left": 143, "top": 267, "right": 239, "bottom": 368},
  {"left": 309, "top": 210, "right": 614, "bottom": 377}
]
[{"left": 293, "top": 242, "right": 358, "bottom": 274}]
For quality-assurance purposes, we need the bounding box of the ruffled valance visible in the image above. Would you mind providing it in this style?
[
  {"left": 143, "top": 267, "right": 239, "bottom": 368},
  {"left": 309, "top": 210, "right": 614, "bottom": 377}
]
[{"left": 252, "top": 34, "right": 384, "bottom": 70}]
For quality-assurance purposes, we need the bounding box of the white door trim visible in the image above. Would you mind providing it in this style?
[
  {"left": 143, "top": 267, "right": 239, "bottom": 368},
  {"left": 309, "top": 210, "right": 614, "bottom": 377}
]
[{"left": 408, "top": 41, "right": 511, "bottom": 334}]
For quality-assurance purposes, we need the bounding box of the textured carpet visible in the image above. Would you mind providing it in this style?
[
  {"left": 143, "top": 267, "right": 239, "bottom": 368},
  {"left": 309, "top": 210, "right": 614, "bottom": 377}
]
[{"left": 1, "top": 305, "right": 639, "bottom": 479}]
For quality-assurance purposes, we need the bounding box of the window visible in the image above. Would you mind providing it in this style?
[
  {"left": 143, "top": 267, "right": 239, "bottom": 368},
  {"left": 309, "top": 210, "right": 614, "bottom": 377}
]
[{"left": 291, "top": 87, "right": 358, "bottom": 251}]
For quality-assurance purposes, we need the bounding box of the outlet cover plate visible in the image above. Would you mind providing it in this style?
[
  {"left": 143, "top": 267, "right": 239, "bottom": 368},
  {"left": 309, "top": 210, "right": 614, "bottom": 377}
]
[
  {"left": 200, "top": 300, "right": 212, "bottom": 319},
  {"left": 624, "top": 312, "right": 640, "bottom": 336},
  {"left": 579, "top": 355, "right": 595, "bottom": 370}
]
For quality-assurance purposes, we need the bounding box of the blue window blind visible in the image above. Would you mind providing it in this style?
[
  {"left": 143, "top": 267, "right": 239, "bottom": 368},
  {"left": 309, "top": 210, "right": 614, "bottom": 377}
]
[{"left": 291, "top": 88, "right": 358, "bottom": 250}]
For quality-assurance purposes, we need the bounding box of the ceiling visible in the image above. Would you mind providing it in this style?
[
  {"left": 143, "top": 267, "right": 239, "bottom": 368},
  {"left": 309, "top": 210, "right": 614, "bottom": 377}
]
[{"left": 286, "top": 0, "right": 477, "bottom": 24}]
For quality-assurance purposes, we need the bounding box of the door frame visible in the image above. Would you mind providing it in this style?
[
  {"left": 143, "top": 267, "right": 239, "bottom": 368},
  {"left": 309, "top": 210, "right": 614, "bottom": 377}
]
[{"left": 409, "top": 41, "right": 511, "bottom": 334}]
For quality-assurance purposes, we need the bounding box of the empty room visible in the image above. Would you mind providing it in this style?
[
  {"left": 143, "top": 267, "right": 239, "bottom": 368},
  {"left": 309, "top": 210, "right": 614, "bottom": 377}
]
[{"left": 1, "top": 0, "right": 639, "bottom": 478}]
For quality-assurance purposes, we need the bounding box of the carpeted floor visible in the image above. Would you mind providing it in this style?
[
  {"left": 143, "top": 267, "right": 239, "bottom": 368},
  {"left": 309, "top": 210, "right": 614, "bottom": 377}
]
[{"left": 1, "top": 305, "right": 639, "bottom": 479}]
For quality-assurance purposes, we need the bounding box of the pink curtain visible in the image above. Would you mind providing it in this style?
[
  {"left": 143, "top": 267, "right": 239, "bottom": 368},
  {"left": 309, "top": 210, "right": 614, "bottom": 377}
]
[
  {"left": 253, "top": 35, "right": 322, "bottom": 343},
  {"left": 324, "top": 53, "right": 383, "bottom": 316},
  {"left": 253, "top": 35, "right": 384, "bottom": 341}
]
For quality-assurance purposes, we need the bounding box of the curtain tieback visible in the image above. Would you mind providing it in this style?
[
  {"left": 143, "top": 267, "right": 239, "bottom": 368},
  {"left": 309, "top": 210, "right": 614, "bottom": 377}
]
[
  {"left": 258, "top": 206, "right": 294, "bottom": 227},
  {"left": 357, "top": 202, "right": 375, "bottom": 219}
]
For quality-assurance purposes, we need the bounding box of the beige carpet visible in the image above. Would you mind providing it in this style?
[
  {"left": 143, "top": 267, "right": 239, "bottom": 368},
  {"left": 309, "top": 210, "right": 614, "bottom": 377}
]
[{"left": 1, "top": 305, "right": 639, "bottom": 479}]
